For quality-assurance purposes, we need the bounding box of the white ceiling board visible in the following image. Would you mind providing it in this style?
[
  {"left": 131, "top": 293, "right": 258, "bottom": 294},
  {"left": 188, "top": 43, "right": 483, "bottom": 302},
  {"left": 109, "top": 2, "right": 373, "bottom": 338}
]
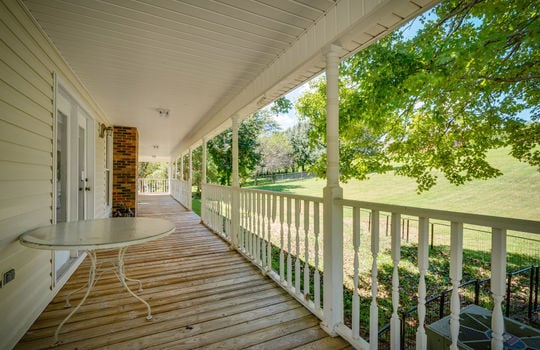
[{"left": 23, "top": 0, "right": 439, "bottom": 161}]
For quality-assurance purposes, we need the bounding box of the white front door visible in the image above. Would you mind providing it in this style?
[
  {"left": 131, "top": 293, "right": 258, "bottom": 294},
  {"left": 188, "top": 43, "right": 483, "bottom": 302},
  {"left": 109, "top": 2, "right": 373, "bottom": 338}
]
[
  {"left": 53, "top": 84, "right": 95, "bottom": 282},
  {"left": 77, "top": 114, "right": 88, "bottom": 220}
]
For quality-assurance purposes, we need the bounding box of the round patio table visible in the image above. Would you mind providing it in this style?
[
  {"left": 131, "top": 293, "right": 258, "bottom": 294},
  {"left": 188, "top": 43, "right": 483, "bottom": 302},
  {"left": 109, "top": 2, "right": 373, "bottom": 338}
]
[{"left": 19, "top": 217, "right": 175, "bottom": 345}]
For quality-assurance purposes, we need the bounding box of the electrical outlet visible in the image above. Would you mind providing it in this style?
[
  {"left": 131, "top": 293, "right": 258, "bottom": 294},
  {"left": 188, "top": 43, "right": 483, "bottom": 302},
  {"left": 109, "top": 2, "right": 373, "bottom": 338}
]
[{"left": 1, "top": 268, "right": 15, "bottom": 287}]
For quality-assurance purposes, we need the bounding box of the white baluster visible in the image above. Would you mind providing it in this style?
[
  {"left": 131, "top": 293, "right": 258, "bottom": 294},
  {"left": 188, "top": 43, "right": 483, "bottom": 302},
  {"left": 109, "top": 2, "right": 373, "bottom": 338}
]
[
  {"left": 314, "top": 202, "right": 321, "bottom": 311},
  {"left": 261, "top": 192, "right": 267, "bottom": 270},
  {"left": 295, "top": 198, "right": 301, "bottom": 293},
  {"left": 491, "top": 228, "right": 506, "bottom": 350},
  {"left": 370, "top": 210, "right": 380, "bottom": 350},
  {"left": 240, "top": 191, "right": 245, "bottom": 252},
  {"left": 287, "top": 196, "right": 292, "bottom": 287},
  {"left": 416, "top": 217, "right": 429, "bottom": 350},
  {"left": 450, "top": 222, "right": 463, "bottom": 350},
  {"left": 249, "top": 191, "right": 254, "bottom": 259},
  {"left": 352, "top": 207, "right": 361, "bottom": 340},
  {"left": 280, "top": 195, "right": 285, "bottom": 282},
  {"left": 304, "top": 200, "right": 311, "bottom": 299},
  {"left": 256, "top": 192, "right": 262, "bottom": 265},
  {"left": 390, "top": 213, "right": 401, "bottom": 349},
  {"left": 268, "top": 193, "right": 275, "bottom": 270}
]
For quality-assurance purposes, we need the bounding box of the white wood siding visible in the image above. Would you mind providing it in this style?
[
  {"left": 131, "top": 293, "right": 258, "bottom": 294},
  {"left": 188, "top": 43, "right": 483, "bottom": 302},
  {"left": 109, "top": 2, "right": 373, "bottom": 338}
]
[{"left": 0, "top": 1, "right": 109, "bottom": 348}]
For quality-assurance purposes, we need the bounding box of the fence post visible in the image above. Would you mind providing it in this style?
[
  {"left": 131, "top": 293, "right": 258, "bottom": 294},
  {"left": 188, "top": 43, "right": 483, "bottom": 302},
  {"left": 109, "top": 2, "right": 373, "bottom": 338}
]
[
  {"left": 439, "top": 291, "right": 446, "bottom": 319},
  {"left": 506, "top": 273, "right": 512, "bottom": 317},
  {"left": 474, "top": 280, "right": 480, "bottom": 305},
  {"left": 535, "top": 266, "right": 539, "bottom": 312},
  {"left": 529, "top": 266, "right": 535, "bottom": 320},
  {"left": 430, "top": 223, "right": 435, "bottom": 249},
  {"left": 406, "top": 219, "right": 410, "bottom": 243}
]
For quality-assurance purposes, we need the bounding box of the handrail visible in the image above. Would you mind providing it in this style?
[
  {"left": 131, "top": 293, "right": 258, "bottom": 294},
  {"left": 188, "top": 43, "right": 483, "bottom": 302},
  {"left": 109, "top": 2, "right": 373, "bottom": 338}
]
[{"left": 337, "top": 198, "right": 540, "bottom": 234}]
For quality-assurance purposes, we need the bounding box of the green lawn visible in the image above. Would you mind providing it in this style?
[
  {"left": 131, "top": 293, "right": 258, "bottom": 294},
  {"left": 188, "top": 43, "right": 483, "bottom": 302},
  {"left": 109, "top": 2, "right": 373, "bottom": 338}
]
[{"left": 245, "top": 148, "right": 540, "bottom": 221}]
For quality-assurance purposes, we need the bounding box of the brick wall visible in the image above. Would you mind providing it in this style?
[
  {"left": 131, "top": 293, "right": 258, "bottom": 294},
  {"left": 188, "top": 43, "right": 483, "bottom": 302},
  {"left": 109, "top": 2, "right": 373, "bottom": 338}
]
[{"left": 112, "top": 126, "right": 138, "bottom": 216}]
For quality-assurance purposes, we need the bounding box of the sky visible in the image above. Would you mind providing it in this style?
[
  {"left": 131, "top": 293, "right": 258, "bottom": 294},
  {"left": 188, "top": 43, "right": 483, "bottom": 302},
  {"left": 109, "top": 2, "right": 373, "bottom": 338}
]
[{"left": 270, "top": 81, "right": 312, "bottom": 131}]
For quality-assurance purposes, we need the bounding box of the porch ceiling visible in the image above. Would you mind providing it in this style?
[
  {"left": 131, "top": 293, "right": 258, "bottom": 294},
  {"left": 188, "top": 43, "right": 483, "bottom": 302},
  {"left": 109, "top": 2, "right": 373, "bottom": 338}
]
[{"left": 23, "top": 0, "right": 437, "bottom": 161}]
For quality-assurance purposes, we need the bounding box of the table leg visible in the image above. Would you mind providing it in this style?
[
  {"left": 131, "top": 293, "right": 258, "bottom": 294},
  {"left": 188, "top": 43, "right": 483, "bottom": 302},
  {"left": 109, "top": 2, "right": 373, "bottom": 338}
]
[
  {"left": 117, "top": 247, "right": 152, "bottom": 320},
  {"left": 54, "top": 250, "right": 97, "bottom": 345}
]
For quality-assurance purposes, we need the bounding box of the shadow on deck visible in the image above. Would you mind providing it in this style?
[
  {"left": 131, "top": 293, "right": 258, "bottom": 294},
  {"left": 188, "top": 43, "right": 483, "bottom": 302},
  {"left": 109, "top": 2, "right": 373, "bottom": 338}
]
[{"left": 16, "top": 194, "right": 351, "bottom": 349}]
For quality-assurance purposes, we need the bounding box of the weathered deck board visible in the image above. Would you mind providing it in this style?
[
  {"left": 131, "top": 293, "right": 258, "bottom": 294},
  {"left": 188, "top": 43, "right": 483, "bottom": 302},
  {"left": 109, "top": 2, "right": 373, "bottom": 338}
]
[{"left": 16, "top": 194, "right": 350, "bottom": 349}]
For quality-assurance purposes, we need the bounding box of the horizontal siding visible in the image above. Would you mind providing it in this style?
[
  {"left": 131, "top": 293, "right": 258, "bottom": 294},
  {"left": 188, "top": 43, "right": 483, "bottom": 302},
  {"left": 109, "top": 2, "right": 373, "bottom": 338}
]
[
  {"left": 0, "top": 79, "right": 52, "bottom": 122},
  {"left": 0, "top": 99, "right": 51, "bottom": 137},
  {"left": 1, "top": 242, "right": 51, "bottom": 349},
  {"left": 0, "top": 162, "right": 51, "bottom": 181},
  {"left": 0, "top": 180, "right": 50, "bottom": 200},
  {"left": 0, "top": 119, "right": 51, "bottom": 151},
  {"left": 0, "top": 58, "right": 52, "bottom": 109},
  {"left": 0, "top": 1, "right": 110, "bottom": 349},
  {"left": 0, "top": 140, "right": 51, "bottom": 165},
  {"left": 0, "top": 206, "right": 51, "bottom": 249}
]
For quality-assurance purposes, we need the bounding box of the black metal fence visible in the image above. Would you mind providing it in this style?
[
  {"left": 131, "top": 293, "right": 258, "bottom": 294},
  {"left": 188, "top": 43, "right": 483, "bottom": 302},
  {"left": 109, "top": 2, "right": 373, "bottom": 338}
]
[{"left": 379, "top": 265, "right": 540, "bottom": 349}]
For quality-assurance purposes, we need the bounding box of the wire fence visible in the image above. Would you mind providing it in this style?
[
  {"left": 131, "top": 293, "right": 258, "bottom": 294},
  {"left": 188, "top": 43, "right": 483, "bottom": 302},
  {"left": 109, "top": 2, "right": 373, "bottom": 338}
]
[{"left": 362, "top": 210, "right": 540, "bottom": 268}]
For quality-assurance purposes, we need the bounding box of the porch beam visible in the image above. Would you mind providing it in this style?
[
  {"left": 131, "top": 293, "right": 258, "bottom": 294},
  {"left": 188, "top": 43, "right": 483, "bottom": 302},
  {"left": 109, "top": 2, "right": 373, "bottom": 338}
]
[{"left": 321, "top": 44, "right": 344, "bottom": 335}]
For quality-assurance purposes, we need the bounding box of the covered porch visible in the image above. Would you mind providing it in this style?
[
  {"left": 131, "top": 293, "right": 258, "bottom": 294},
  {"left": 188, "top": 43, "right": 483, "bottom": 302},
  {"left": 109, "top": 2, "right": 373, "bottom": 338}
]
[
  {"left": 17, "top": 194, "right": 352, "bottom": 350},
  {"left": 1, "top": 0, "right": 539, "bottom": 349}
]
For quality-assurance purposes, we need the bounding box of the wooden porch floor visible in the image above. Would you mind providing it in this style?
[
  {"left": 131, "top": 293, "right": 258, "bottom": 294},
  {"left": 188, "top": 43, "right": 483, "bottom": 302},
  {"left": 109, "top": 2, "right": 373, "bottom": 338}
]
[{"left": 16, "top": 195, "right": 351, "bottom": 350}]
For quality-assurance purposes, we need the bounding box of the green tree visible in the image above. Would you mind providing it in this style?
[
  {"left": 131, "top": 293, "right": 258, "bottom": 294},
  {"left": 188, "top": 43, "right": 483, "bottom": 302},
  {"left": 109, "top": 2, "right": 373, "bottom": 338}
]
[
  {"left": 207, "top": 110, "right": 277, "bottom": 185},
  {"left": 296, "top": 0, "right": 539, "bottom": 191},
  {"left": 258, "top": 132, "right": 294, "bottom": 174},
  {"left": 287, "top": 121, "right": 323, "bottom": 172},
  {"left": 138, "top": 161, "right": 169, "bottom": 179},
  {"left": 270, "top": 96, "right": 293, "bottom": 116}
]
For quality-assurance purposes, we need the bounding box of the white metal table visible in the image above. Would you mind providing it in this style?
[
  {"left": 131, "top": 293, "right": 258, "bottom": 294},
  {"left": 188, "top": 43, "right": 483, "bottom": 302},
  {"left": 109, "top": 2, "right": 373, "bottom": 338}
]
[{"left": 19, "top": 217, "right": 175, "bottom": 344}]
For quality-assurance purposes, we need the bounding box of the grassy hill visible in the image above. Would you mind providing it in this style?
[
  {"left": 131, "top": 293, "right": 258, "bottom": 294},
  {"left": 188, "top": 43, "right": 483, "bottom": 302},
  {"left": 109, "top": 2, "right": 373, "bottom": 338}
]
[{"left": 247, "top": 148, "right": 540, "bottom": 221}]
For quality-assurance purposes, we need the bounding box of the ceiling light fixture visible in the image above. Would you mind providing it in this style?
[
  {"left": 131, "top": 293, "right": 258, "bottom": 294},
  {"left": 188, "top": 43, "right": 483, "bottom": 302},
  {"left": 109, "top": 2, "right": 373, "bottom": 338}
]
[{"left": 156, "top": 108, "right": 170, "bottom": 118}]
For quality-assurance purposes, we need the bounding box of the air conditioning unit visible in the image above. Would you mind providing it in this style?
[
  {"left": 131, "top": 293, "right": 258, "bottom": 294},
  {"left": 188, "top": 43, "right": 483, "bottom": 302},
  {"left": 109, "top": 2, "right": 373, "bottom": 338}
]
[{"left": 426, "top": 304, "right": 540, "bottom": 349}]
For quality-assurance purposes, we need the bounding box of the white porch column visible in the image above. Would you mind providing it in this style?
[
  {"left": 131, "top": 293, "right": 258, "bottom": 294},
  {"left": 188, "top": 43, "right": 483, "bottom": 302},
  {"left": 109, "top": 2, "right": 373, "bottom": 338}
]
[
  {"left": 231, "top": 115, "right": 240, "bottom": 248},
  {"left": 180, "top": 154, "right": 184, "bottom": 181},
  {"left": 202, "top": 137, "right": 207, "bottom": 185},
  {"left": 167, "top": 162, "right": 172, "bottom": 194},
  {"left": 491, "top": 228, "right": 507, "bottom": 350},
  {"left": 321, "top": 44, "right": 343, "bottom": 335},
  {"left": 188, "top": 148, "right": 193, "bottom": 210}
]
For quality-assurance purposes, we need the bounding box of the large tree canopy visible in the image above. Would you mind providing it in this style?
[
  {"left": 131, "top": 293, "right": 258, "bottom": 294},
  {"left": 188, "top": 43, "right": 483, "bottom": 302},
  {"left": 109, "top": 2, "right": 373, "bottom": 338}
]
[{"left": 296, "top": 0, "right": 539, "bottom": 191}]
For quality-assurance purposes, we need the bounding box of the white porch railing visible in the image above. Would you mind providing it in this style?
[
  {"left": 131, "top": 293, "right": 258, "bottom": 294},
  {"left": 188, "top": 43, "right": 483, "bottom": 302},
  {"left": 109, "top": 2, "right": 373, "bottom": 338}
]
[
  {"left": 202, "top": 183, "right": 323, "bottom": 317},
  {"left": 200, "top": 183, "right": 540, "bottom": 350},
  {"left": 138, "top": 178, "right": 169, "bottom": 194},
  {"left": 170, "top": 179, "right": 192, "bottom": 209}
]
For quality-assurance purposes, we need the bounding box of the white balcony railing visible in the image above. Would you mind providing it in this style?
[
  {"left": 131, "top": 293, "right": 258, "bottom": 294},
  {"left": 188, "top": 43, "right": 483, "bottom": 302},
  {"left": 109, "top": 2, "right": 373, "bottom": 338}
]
[
  {"left": 138, "top": 178, "right": 169, "bottom": 194},
  {"left": 200, "top": 183, "right": 540, "bottom": 350},
  {"left": 170, "top": 178, "right": 192, "bottom": 209}
]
